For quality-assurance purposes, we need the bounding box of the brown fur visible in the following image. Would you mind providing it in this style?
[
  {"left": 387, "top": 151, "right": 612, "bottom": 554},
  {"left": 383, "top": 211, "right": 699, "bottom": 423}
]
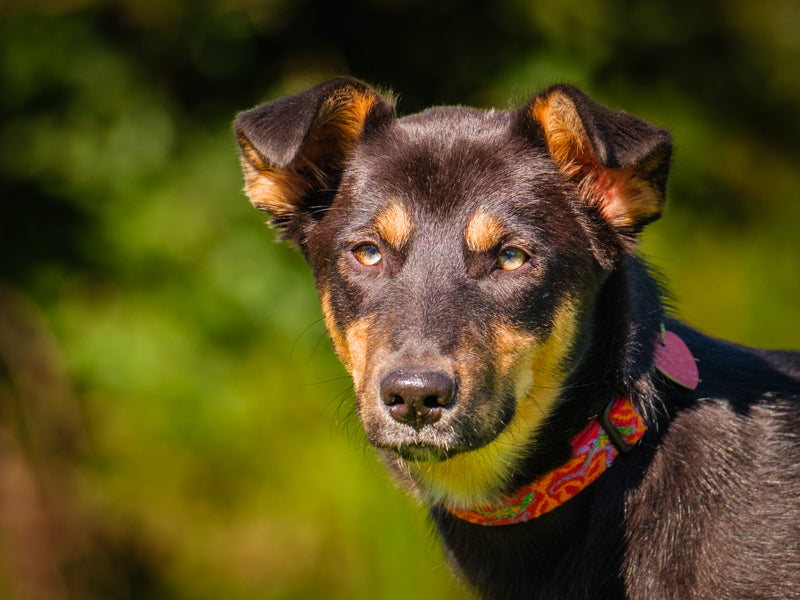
[
  {"left": 374, "top": 202, "right": 413, "bottom": 249},
  {"left": 464, "top": 209, "right": 506, "bottom": 253},
  {"left": 234, "top": 79, "right": 800, "bottom": 600}
]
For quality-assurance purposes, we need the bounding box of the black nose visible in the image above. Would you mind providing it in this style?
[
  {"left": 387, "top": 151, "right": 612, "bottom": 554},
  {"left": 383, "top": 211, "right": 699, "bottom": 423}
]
[{"left": 380, "top": 370, "right": 455, "bottom": 430}]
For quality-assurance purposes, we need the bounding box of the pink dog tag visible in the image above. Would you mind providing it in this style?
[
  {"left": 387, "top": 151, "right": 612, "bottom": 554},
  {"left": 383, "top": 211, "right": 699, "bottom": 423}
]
[{"left": 653, "top": 330, "right": 699, "bottom": 390}]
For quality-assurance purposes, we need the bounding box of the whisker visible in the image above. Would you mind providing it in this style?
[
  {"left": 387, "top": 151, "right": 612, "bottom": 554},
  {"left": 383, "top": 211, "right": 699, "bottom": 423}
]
[{"left": 289, "top": 317, "right": 327, "bottom": 361}]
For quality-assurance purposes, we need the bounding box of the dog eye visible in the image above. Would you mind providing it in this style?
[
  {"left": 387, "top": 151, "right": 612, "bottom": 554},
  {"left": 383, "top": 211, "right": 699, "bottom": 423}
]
[
  {"left": 353, "top": 243, "right": 382, "bottom": 266},
  {"left": 496, "top": 247, "right": 527, "bottom": 271}
]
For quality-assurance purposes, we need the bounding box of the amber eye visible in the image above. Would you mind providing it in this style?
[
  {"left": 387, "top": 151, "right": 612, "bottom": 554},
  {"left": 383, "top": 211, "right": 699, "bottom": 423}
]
[
  {"left": 353, "top": 243, "right": 382, "bottom": 266},
  {"left": 496, "top": 247, "right": 527, "bottom": 271}
]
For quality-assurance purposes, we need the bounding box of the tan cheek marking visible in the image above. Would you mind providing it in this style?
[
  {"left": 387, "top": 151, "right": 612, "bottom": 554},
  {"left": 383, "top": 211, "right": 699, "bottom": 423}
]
[
  {"left": 491, "top": 321, "right": 536, "bottom": 377},
  {"left": 464, "top": 209, "right": 505, "bottom": 253},
  {"left": 320, "top": 290, "right": 349, "bottom": 365},
  {"left": 527, "top": 301, "right": 579, "bottom": 393},
  {"left": 374, "top": 202, "right": 413, "bottom": 249},
  {"left": 406, "top": 302, "right": 580, "bottom": 508},
  {"left": 343, "top": 317, "right": 375, "bottom": 387}
]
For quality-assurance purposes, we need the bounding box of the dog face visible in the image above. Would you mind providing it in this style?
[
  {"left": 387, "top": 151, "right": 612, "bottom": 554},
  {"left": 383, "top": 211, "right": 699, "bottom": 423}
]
[{"left": 235, "top": 79, "right": 672, "bottom": 506}]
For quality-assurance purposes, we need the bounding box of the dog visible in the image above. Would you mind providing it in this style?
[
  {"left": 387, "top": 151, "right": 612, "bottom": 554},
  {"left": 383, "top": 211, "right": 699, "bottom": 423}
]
[{"left": 234, "top": 78, "right": 800, "bottom": 599}]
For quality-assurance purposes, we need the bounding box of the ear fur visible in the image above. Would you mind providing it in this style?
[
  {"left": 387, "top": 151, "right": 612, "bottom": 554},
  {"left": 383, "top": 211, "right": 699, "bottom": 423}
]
[
  {"left": 234, "top": 78, "right": 395, "bottom": 239},
  {"left": 527, "top": 85, "right": 672, "bottom": 240}
]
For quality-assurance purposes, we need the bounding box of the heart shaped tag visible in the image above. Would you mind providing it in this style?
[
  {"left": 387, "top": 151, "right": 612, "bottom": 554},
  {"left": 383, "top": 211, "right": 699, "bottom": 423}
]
[{"left": 653, "top": 330, "right": 699, "bottom": 390}]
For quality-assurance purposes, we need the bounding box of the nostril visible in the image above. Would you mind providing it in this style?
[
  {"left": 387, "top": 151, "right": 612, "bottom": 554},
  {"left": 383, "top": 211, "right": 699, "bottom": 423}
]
[
  {"left": 386, "top": 393, "right": 404, "bottom": 406},
  {"left": 423, "top": 394, "right": 444, "bottom": 408}
]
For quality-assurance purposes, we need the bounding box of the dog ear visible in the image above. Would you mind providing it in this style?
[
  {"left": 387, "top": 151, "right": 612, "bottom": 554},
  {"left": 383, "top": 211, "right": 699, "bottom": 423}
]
[
  {"left": 527, "top": 85, "right": 672, "bottom": 240},
  {"left": 234, "top": 78, "right": 395, "bottom": 239}
]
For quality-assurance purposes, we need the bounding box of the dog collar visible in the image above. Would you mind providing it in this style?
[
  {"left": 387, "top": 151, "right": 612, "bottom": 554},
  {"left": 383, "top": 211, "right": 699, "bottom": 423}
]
[
  {"left": 445, "top": 394, "right": 647, "bottom": 526},
  {"left": 446, "top": 328, "right": 697, "bottom": 527}
]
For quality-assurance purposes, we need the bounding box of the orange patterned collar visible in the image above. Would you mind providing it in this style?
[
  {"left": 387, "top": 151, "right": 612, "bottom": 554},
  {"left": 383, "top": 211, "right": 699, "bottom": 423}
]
[{"left": 445, "top": 394, "right": 647, "bottom": 526}]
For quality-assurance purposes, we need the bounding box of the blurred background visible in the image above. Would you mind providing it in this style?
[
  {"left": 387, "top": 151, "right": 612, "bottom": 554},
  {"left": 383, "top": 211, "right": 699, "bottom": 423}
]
[{"left": 1, "top": 0, "right": 799, "bottom": 598}]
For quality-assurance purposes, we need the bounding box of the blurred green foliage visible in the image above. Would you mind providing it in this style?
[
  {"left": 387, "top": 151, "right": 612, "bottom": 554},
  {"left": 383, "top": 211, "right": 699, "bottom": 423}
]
[{"left": 0, "top": 0, "right": 798, "bottom": 598}]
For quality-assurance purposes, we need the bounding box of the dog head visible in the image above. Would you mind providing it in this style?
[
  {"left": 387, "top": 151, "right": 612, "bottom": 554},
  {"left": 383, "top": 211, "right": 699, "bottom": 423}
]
[{"left": 235, "top": 78, "right": 671, "bottom": 506}]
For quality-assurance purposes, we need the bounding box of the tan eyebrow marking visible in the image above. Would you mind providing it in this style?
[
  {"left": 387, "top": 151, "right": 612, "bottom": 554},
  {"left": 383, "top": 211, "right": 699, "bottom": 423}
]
[
  {"left": 374, "top": 202, "right": 413, "bottom": 248},
  {"left": 464, "top": 208, "right": 505, "bottom": 252}
]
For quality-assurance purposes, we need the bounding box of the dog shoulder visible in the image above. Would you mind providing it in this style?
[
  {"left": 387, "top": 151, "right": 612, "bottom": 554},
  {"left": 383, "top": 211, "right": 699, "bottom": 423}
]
[{"left": 624, "top": 326, "right": 800, "bottom": 597}]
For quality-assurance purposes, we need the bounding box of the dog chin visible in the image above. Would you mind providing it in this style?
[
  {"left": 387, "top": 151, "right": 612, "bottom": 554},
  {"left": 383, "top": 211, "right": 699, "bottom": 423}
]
[
  {"left": 384, "top": 442, "right": 458, "bottom": 462},
  {"left": 370, "top": 425, "right": 498, "bottom": 463},
  {"left": 363, "top": 407, "right": 514, "bottom": 464}
]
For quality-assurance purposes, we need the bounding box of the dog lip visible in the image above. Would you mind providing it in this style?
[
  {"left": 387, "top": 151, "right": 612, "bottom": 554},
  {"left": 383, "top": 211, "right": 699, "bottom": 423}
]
[
  {"left": 373, "top": 426, "right": 496, "bottom": 462},
  {"left": 369, "top": 428, "right": 467, "bottom": 462},
  {"left": 382, "top": 442, "right": 456, "bottom": 462},
  {"left": 366, "top": 389, "right": 518, "bottom": 461}
]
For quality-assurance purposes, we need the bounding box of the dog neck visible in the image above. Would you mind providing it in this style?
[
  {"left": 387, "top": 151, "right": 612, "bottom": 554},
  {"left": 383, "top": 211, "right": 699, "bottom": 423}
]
[
  {"left": 444, "top": 394, "right": 647, "bottom": 525},
  {"left": 443, "top": 322, "right": 697, "bottom": 527}
]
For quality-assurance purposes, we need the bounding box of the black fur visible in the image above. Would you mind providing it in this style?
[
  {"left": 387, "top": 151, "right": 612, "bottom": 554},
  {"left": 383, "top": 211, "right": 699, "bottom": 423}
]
[{"left": 234, "top": 79, "right": 800, "bottom": 599}]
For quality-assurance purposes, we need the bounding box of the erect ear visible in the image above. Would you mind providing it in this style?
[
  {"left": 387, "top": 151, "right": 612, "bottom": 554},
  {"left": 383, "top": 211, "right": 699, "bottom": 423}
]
[
  {"left": 234, "top": 78, "right": 395, "bottom": 240},
  {"left": 527, "top": 84, "right": 672, "bottom": 241}
]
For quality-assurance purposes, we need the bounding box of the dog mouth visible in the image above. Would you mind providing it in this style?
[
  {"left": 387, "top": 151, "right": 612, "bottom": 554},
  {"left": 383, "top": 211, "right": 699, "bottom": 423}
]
[
  {"left": 378, "top": 432, "right": 493, "bottom": 463},
  {"left": 367, "top": 419, "right": 474, "bottom": 462},
  {"left": 353, "top": 352, "right": 533, "bottom": 466},
  {"left": 383, "top": 441, "right": 456, "bottom": 462},
  {"left": 362, "top": 388, "right": 517, "bottom": 463}
]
